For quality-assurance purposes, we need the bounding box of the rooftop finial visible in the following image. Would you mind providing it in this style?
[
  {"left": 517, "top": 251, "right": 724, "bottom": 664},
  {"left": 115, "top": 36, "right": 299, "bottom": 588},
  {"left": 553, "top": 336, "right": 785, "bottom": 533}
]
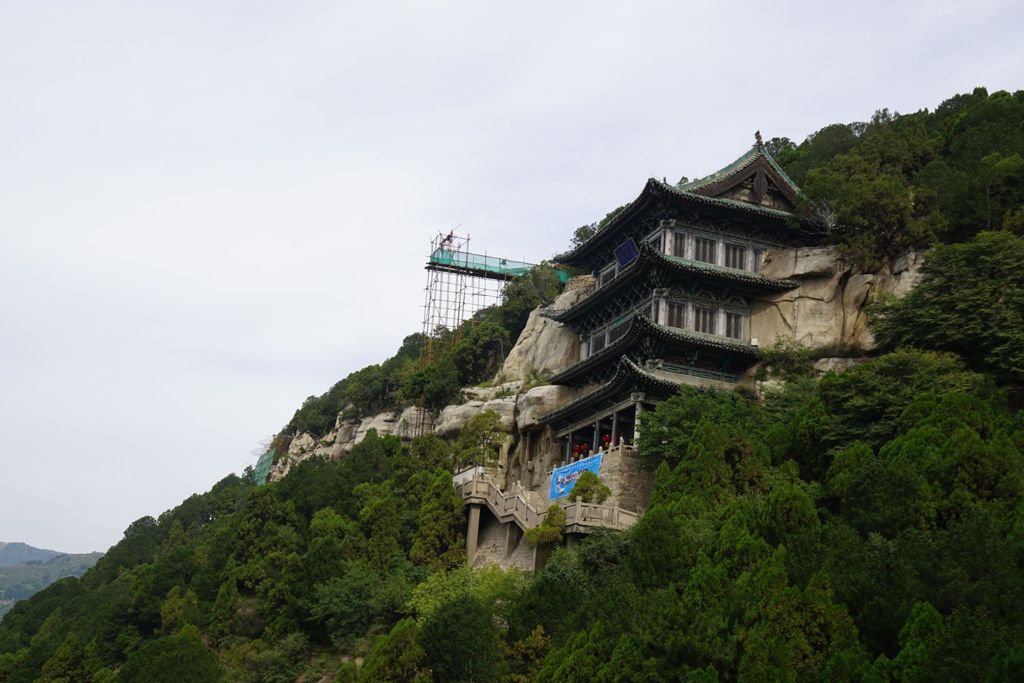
[{"left": 755, "top": 130, "right": 763, "bottom": 147}]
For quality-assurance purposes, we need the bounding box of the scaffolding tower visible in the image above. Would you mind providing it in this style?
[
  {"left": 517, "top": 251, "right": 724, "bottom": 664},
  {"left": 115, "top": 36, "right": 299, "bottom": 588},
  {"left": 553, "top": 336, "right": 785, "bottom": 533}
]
[
  {"left": 421, "top": 231, "right": 539, "bottom": 358},
  {"left": 416, "top": 231, "right": 546, "bottom": 435}
]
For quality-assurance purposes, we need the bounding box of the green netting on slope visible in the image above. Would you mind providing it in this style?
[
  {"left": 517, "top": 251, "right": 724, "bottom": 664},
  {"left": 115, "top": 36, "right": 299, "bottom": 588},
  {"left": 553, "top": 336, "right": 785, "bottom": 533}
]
[
  {"left": 253, "top": 448, "right": 275, "bottom": 486},
  {"left": 429, "top": 249, "right": 569, "bottom": 283}
]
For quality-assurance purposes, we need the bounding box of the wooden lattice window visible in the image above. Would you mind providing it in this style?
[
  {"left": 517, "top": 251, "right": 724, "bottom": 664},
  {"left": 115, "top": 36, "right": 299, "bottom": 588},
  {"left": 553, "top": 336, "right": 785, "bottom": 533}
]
[
  {"left": 725, "top": 312, "right": 743, "bottom": 339},
  {"left": 591, "top": 330, "right": 606, "bottom": 353},
  {"left": 725, "top": 244, "right": 746, "bottom": 270},
  {"left": 673, "top": 232, "right": 687, "bottom": 258},
  {"left": 695, "top": 306, "right": 716, "bottom": 334},
  {"left": 667, "top": 302, "right": 685, "bottom": 329},
  {"left": 608, "top": 321, "right": 629, "bottom": 344},
  {"left": 753, "top": 248, "right": 764, "bottom": 273},
  {"left": 695, "top": 237, "right": 716, "bottom": 264}
]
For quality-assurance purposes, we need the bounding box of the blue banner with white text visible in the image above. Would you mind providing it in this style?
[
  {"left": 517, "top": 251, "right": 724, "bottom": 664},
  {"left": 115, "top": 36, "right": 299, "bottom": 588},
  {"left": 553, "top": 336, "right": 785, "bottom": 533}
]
[{"left": 548, "top": 453, "right": 604, "bottom": 500}]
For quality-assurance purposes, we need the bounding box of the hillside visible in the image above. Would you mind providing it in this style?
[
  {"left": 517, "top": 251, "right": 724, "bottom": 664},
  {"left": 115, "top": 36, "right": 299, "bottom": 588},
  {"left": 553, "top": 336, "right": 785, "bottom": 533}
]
[
  {"left": 0, "top": 544, "right": 61, "bottom": 568},
  {"left": 0, "top": 553, "right": 104, "bottom": 618},
  {"left": 1, "top": 88, "right": 1023, "bottom": 682}
]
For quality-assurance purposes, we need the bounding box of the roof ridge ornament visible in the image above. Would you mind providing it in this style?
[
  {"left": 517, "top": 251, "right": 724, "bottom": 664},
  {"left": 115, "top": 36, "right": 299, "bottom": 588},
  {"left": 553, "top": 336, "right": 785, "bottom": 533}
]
[{"left": 755, "top": 130, "right": 763, "bottom": 149}]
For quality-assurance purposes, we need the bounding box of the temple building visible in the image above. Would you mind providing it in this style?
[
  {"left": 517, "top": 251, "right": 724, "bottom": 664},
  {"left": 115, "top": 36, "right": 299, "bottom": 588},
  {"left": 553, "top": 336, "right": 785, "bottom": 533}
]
[
  {"left": 538, "top": 138, "right": 823, "bottom": 462},
  {"left": 451, "top": 138, "right": 886, "bottom": 567}
]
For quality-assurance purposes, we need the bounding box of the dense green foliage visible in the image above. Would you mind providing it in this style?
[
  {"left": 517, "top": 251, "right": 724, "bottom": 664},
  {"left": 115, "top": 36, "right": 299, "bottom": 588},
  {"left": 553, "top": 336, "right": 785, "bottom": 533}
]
[
  {"left": 871, "top": 231, "right": 1024, "bottom": 382},
  {"left": 567, "top": 471, "right": 610, "bottom": 504},
  {"left": 0, "top": 433, "right": 469, "bottom": 681},
  {"left": 516, "top": 351, "right": 1023, "bottom": 680},
  {"left": 4, "top": 362, "right": 1024, "bottom": 683},
  {"left": 773, "top": 87, "right": 1024, "bottom": 267}
]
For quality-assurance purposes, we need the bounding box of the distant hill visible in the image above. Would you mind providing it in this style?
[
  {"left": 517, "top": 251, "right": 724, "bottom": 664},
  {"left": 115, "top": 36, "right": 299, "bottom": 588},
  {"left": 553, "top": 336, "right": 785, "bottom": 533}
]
[
  {"left": 0, "top": 542, "right": 62, "bottom": 567},
  {"left": 0, "top": 544, "right": 103, "bottom": 617}
]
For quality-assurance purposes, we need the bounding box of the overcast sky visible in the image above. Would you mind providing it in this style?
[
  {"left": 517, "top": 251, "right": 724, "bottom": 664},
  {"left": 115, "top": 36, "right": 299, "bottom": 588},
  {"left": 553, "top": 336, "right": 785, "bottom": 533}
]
[{"left": 1, "top": 0, "right": 1022, "bottom": 553}]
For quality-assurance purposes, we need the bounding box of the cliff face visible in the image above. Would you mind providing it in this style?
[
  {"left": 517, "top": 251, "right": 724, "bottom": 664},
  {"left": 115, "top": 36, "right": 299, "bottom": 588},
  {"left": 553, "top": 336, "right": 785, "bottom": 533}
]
[
  {"left": 752, "top": 246, "right": 923, "bottom": 349},
  {"left": 271, "top": 247, "right": 924, "bottom": 483},
  {"left": 496, "top": 277, "right": 593, "bottom": 381}
]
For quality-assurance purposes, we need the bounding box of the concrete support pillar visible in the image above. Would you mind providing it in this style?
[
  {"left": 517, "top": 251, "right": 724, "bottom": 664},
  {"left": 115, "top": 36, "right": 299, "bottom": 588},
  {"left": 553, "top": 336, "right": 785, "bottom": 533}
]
[
  {"left": 564, "top": 434, "right": 571, "bottom": 464},
  {"left": 592, "top": 419, "right": 600, "bottom": 452},
  {"left": 611, "top": 411, "right": 619, "bottom": 446},
  {"left": 466, "top": 505, "right": 482, "bottom": 564},
  {"left": 504, "top": 522, "right": 522, "bottom": 559}
]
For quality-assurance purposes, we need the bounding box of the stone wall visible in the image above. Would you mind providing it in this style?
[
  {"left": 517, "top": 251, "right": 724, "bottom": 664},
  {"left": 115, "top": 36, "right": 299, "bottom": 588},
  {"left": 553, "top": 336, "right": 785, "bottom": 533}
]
[{"left": 597, "top": 446, "right": 653, "bottom": 513}]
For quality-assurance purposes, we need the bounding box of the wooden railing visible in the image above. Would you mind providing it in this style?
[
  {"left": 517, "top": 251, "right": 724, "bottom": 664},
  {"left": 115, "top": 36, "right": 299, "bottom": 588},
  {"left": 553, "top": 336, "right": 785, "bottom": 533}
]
[{"left": 455, "top": 475, "right": 638, "bottom": 534}]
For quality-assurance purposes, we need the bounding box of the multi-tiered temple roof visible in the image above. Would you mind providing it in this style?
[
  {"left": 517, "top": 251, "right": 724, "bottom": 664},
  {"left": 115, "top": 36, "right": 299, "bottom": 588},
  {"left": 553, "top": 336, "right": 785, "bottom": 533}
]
[{"left": 538, "top": 139, "right": 823, "bottom": 448}]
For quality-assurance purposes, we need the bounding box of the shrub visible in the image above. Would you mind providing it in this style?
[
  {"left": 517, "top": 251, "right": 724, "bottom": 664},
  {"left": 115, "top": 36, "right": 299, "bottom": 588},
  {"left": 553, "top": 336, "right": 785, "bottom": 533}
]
[
  {"left": 568, "top": 471, "right": 611, "bottom": 504},
  {"left": 526, "top": 506, "right": 566, "bottom": 545}
]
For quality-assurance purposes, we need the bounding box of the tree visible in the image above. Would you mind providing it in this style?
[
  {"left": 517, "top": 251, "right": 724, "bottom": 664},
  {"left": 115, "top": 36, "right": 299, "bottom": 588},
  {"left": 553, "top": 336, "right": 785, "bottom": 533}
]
[
  {"left": 870, "top": 231, "right": 1024, "bottom": 381},
  {"left": 158, "top": 586, "right": 199, "bottom": 635},
  {"left": 525, "top": 506, "right": 566, "bottom": 545},
  {"left": 37, "top": 633, "right": 88, "bottom": 683},
  {"left": 454, "top": 410, "right": 506, "bottom": 468},
  {"left": 359, "top": 619, "right": 429, "bottom": 682},
  {"left": 117, "top": 627, "right": 221, "bottom": 683},
  {"left": 409, "top": 470, "right": 465, "bottom": 569},
  {"left": 568, "top": 471, "right": 611, "bottom": 504},
  {"left": 311, "top": 563, "right": 384, "bottom": 646},
  {"left": 419, "top": 596, "right": 503, "bottom": 682}
]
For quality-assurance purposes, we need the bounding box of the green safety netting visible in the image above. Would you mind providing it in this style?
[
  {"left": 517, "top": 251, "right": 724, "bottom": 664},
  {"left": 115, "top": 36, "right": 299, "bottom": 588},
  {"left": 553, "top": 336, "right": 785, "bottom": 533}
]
[
  {"left": 429, "top": 249, "right": 569, "bottom": 284},
  {"left": 253, "top": 448, "right": 275, "bottom": 486}
]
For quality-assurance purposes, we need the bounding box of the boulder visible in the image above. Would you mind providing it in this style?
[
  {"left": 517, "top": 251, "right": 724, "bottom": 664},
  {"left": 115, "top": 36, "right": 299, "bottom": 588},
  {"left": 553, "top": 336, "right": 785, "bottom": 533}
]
[
  {"left": 498, "top": 280, "right": 592, "bottom": 381},
  {"left": 516, "top": 385, "right": 575, "bottom": 432},
  {"left": 288, "top": 432, "right": 316, "bottom": 457},
  {"left": 354, "top": 411, "right": 400, "bottom": 444},
  {"left": 481, "top": 397, "right": 518, "bottom": 431},
  {"left": 313, "top": 429, "right": 338, "bottom": 458},
  {"left": 434, "top": 401, "right": 484, "bottom": 438},
  {"left": 462, "top": 381, "right": 523, "bottom": 402},
  {"left": 396, "top": 406, "right": 434, "bottom": 439},
  {"left": 334, "top": 419, "right": 360, "bottom": 453}
]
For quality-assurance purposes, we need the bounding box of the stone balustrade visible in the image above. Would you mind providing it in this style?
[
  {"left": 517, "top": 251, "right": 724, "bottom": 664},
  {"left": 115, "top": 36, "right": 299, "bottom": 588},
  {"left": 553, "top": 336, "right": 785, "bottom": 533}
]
[{"left": 454, "top": 473, "right": 638, "bottom": 535}]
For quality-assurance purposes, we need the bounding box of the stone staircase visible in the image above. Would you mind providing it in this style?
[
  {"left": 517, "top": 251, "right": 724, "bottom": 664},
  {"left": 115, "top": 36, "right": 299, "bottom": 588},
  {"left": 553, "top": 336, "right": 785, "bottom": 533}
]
[{"left": 454, "top": 473, "right": 639, "bottom": 534}]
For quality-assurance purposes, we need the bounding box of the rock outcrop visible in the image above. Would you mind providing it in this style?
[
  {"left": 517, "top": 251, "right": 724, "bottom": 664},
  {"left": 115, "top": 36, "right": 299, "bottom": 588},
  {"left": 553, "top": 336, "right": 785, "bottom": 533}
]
[
  {"left": 498, "top": 276, "right": 594, "bottom": 381},
  {"left": 751, "top": 247, "right": 923, "bottom": 349},
  {"left": 435, "top": 402, "right": 486, "bottom": 439},
  {"left": 515, "top": 385, "right": 575, "bottom": 432}
]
